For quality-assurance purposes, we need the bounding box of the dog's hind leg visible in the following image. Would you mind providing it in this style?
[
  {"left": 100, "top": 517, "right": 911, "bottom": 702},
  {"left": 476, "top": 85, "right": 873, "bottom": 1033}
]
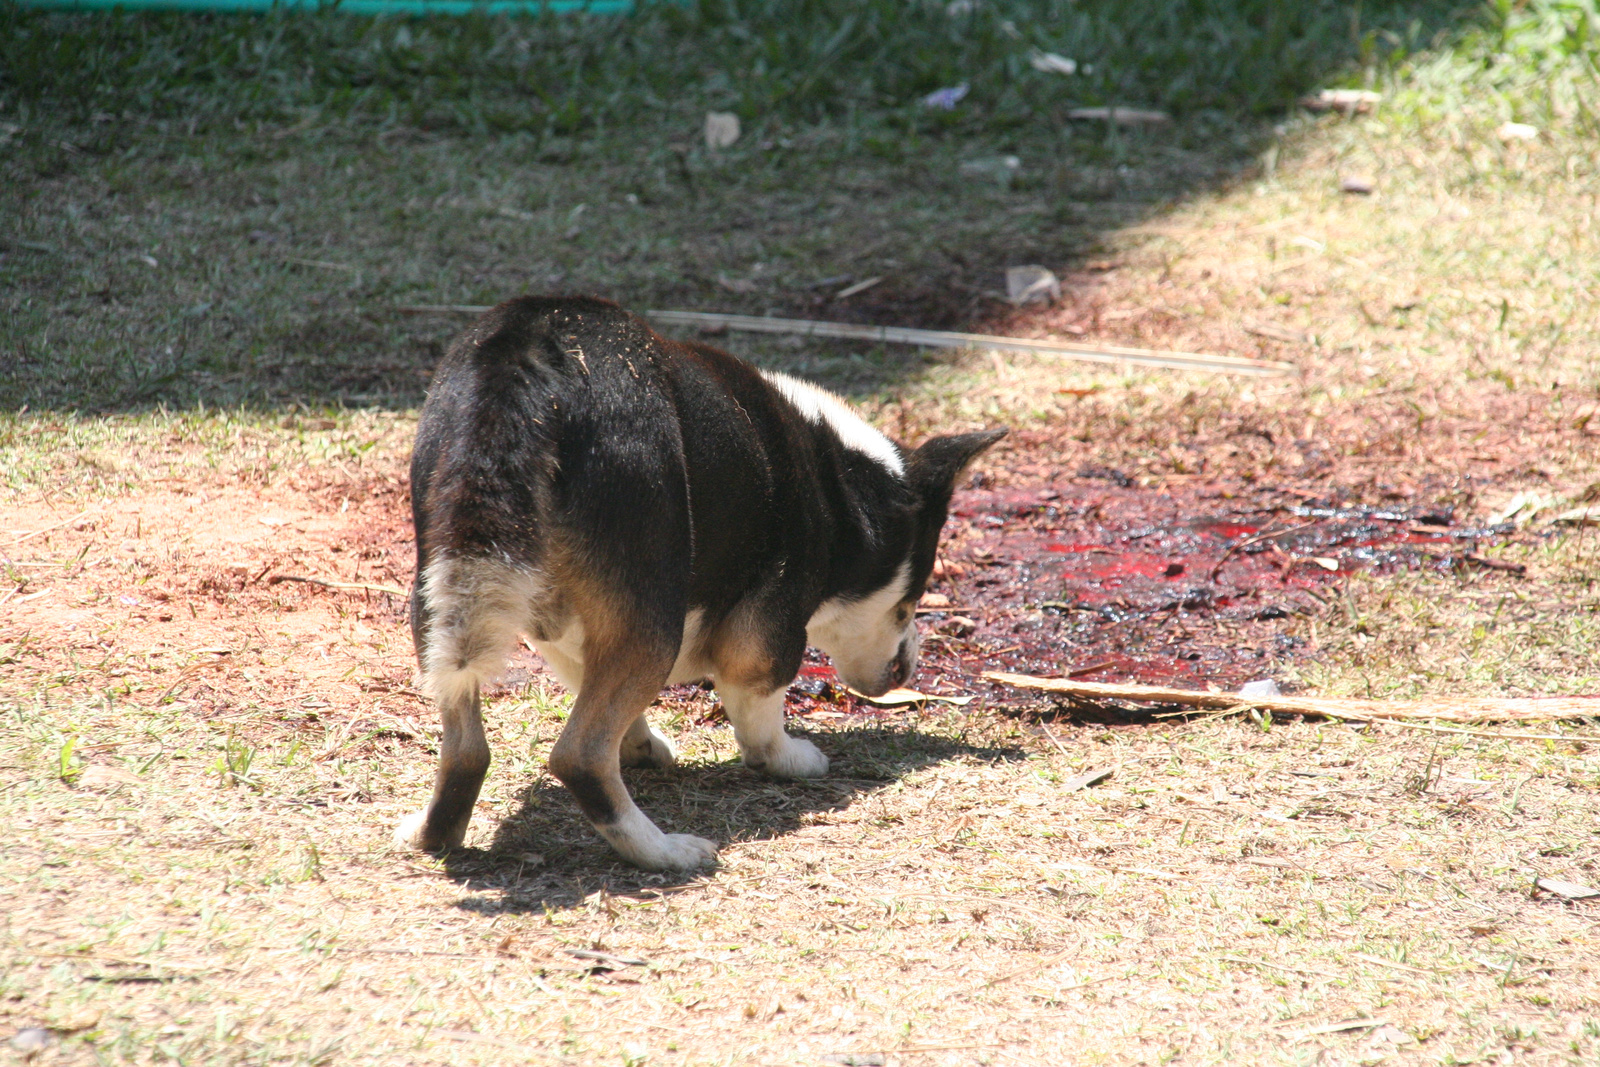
[
  {"left": 548, "top": 636, "right": 713, "bottom": 871},
  {"left": 530, "top": 634, "right": 676, "bottom": 769},
  {"left": 396, "top": 558, "right": 532, "bottom": 852},
  {"left": 715, "top": 683, "right": 830, "bottom": 779},
  {"left": 394, "top": 678, "right": 488, "bottom": 852}
]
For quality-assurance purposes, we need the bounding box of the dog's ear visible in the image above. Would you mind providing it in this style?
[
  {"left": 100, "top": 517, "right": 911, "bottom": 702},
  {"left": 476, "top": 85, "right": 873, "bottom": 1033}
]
[{"left": 905, "top": 428, "right": 1008, "bottom": 503}]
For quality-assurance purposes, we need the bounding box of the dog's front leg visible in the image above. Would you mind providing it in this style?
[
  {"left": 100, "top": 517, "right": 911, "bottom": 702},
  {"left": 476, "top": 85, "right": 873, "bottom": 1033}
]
[
  {"left": 549, "top": 672, "right": 714, "bottom": 871},
  {"left": 395, "top": 678, "right": 490, "bottom": 851},
  {"left": 716, "top": 684, "right": 830, "bottom": 778}
]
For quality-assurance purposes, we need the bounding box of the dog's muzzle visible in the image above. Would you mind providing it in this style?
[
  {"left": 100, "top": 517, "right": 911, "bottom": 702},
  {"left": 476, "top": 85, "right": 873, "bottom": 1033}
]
[{"left": 885, "top": 635, "right": 917, "bottom": 691}]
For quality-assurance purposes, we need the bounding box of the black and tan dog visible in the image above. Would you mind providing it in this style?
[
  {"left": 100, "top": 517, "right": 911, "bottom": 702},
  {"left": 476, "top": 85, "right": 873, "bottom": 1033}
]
[{"left": 396, "top": 296, "right": 1004, "bottom": 870}]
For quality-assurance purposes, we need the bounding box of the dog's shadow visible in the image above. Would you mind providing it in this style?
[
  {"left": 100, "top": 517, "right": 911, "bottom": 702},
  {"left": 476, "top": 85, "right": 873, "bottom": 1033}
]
[{"left": 441, "top": 721, "right": 1026, "bottom": 915}]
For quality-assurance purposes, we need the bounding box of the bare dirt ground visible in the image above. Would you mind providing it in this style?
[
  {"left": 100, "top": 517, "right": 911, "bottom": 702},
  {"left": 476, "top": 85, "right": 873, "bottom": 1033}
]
[{"left": 5, "top": 364, "right": 1600, "bottom": 1065}]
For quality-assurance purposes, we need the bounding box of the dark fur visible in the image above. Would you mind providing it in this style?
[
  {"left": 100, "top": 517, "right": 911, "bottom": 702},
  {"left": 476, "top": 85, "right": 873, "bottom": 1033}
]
[{"left": 401, "top": 296, "right": 1003, "bottom": 866}]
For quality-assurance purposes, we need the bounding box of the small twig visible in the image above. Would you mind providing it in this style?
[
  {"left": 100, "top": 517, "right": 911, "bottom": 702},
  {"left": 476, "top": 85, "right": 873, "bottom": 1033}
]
[
  {"left": 1283, "top": 1018, "right": 1388, "bottom": 1042},
  {"left": 268, "top": 574, "right": 407, "bottom": 598},
  {"left": 287, "top": 256, "right": 358, "bottom": 272},
  {"left": 1039, "top": 723, "right": 1075, "bottom": 762},
  {"left": 1151, "top": 702, "right": 1252, "bottom": 721},
  {"left": 975, "top": 947, "right": 1107, "bottom": 989},
  {"left": 1350, "top": 952, "right": 1439, "bottom": 976},
  {"left": 1213, "top": 954, "right": 1341, "bottom": 979},
  {"left": 1066, "top": 661, "right": 1115, "bottom": 677},
  {"left": 1359, "top": 718, "right": 1596, "bottom": 744},
  {"left": 1460, "top": 554, "right": 1527, "bottom": 576},
  {"left": 1208, "top": 521, "right": 1320, "bottom": 582},
  {"left": 1107, "top": 864, "right": 1186, "bottom": 880},
  {"left": 3, "top": 508, "right": 93, "bottom": 547},
  {"left": 833, "top": 275, "right": 882, "bottom": 299}
]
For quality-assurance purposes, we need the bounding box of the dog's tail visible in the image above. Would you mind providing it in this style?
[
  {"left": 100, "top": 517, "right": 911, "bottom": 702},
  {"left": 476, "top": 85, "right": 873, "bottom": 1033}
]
[
  {"left": 414, "top": 556, "right": 545, "bottom": 709},
  {"left": 408, "top": 300, "right": 581, "bottom": 690}
]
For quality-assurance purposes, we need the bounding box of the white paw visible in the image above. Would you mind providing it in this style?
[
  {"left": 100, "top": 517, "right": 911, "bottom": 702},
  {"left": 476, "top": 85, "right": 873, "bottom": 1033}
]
[
  {"left": 752, "top": 736, "right": 830, "bottom": 779},
  {"left": 393, "top": 809, "right": 465, "bottom": 852},
  {"left": 599, "top": 809, "right": 717, "bottom": 871},
  {"left": 393, "top": 810, "right": 433, "bottom": 851},
  {"left": 647, "top": 833, "right": 719, "bottom": 871},
  {"left": 619, "top": 725, "right": 679, "bottom": 770}
]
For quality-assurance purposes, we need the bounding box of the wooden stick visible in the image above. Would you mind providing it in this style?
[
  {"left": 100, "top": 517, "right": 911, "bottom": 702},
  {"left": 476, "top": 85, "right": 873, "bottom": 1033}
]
[
  {"left": 394, "top": 305, "right": 1298, "bottom": 378},
  {"left": 267, "top": 574, "right": 408, "bottom": 598},
  {"left": 982, "top": 671, "right": 1600, "bottom": 725},
  {"left": 3, "top": 508, "right": 94, "bottom": 548}
]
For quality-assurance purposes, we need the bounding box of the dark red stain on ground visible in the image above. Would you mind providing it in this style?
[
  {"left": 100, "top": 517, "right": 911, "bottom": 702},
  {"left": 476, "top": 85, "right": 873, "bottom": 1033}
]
[{"left": 779, "top": 473, "right": 1514, "bottom": 716}]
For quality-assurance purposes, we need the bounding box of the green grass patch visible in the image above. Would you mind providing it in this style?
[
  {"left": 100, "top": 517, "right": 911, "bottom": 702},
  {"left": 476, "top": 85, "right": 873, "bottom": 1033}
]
[
  {"left": 2, "top": 0, "right": 1475, "bottom": 413},
  {"left": 3, "top": 0, "right": 1467, "bottom": 135}
]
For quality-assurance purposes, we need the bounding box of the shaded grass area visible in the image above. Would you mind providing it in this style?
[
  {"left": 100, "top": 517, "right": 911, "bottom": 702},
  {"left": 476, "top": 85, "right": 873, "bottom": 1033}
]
[
  {"left": 3, "top": 0, "right": 1464, "bottom": 133},
  {"left": 0, "top": 0, "right": 1471, "bottom": 411}
]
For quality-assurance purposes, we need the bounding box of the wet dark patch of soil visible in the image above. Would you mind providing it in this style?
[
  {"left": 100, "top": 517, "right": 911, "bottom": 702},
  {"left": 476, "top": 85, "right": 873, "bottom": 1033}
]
[{"left": 783, "top": 474, "right": 1517, "bottom": 716}]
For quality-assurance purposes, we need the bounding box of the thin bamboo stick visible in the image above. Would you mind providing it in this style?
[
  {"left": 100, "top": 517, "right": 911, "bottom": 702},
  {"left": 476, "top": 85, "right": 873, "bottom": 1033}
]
[
  {"left": 394, "top": 305, "right": 1298, "bottom": 378},
  {"left": 981, "top": 671, "right": 1600, "bottom": 724}
]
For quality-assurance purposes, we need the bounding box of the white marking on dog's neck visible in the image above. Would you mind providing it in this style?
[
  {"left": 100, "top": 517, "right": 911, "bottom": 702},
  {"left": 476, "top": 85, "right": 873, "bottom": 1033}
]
[{"left": 761, "top": 370, "right": 905, "bottom": 476}]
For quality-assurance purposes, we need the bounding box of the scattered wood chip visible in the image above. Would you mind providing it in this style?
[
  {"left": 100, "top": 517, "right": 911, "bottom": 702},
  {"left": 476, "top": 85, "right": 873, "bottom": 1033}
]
[
  {"left": 1340, "top": 176, "right": 1376, "bottom": 195},
  {"left": 1242, "top": 320, "right": 1309, "bottom": 345},
  {"left": 1534, "top": 876, "right": 1600, "bottom": 900},
  {"left": 75, "top": 764, "right": 142, "bottom": 791},
  {"left": 1066, "top": 106, "right": 1171, "bottom": 125},
  {"left": 833, "top": 275, "right": 882, "bottom": 299},
  {"left": 1060, "top": 766, "right": 1115, "bottom": 792},
  {"left": 1029, "top": 50, "right": 1077, "bottom": 75},
  {"left": 267, "top": 574, "right": 408, "bottom": 598},
  {"left": 715, "top": 272, "right": 758, "bottom": 294},
  {"left": 1301, "top": 89, "right": 1382, "bottom": 114},
  {"left": 1461, "top": 554, "right": 1527, "bottom": 575},
  {"left": 1553, "top": 504, "right": 1600, "bottom": 526},
  {"left": 1284, "top": 1018, "right": 1387, "bottom": 1042},
  {"left": 704, "top": 111, "right": 740, "bottom": 150},
  {"left": 563, "top": 949, "right": 649, "bottom": 970},
  {"left": 1110, "top": 864, "right": 1185, "bottom": 881},
  {"left": 1350, "top": 952, "right": 1437, "bottom": 975},
  {"left": 1496, "top": 121, "right": 1539, "bottom": 142},
  {"left": 1005, "top": 264, "right": 1061, "bottom": 306}
]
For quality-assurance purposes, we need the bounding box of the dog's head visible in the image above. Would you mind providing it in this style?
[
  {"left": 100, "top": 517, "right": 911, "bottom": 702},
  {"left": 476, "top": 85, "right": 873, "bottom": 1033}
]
[{"left": 807, "top": 429, "right": 1007, "bottom": 696}]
